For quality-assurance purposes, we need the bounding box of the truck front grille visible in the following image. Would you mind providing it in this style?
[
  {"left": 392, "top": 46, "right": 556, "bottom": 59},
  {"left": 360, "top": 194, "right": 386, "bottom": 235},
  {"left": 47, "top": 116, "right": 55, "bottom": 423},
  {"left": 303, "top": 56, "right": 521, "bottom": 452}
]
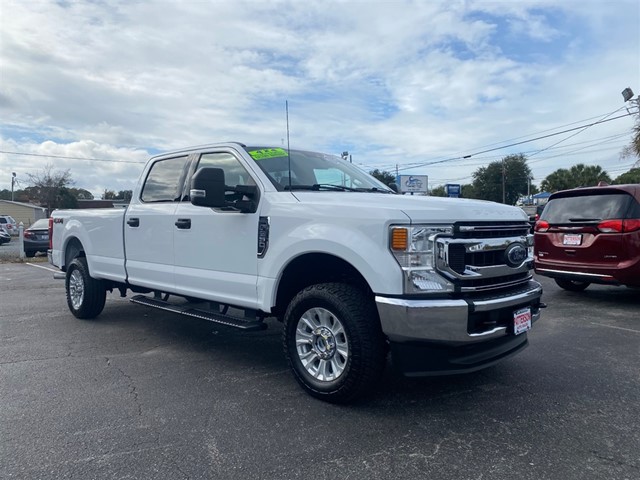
[{"left": 436, "top": 222, "right": 533, "bottom": 292}]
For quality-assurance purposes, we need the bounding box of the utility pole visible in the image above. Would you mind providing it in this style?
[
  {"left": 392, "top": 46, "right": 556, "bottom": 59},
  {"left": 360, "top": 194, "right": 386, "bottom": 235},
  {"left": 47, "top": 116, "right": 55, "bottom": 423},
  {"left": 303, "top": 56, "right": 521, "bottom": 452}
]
[
  {"left": 502, "top": 160, "right": 506, "bottom": 204},
  {"left": 11, "top": 172, "right": 16, "bottom": 201}
]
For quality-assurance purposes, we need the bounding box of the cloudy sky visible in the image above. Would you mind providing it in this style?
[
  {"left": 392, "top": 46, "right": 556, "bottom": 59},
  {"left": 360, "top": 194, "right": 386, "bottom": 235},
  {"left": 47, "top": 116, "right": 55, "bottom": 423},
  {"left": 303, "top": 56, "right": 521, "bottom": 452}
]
[{"left": 1, "top": 0, "right": 639, "bottom": 198}]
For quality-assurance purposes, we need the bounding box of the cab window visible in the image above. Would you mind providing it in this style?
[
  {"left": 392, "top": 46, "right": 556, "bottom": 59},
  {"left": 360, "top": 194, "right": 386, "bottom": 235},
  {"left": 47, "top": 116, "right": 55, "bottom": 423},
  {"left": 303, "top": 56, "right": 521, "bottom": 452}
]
[
  {"left": 196, "top": 152, "right": 256, "bottom": 188},
  {"left": 141, "top": 156, "right": 189, "bottom": 202}
]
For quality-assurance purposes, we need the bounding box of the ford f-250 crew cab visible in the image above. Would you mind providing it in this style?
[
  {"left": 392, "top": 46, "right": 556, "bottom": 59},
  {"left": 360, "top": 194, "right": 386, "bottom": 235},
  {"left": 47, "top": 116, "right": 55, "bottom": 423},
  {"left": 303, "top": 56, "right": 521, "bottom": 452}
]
[{"left": 49, "top": 142, "right": 544, "bottom": 403}]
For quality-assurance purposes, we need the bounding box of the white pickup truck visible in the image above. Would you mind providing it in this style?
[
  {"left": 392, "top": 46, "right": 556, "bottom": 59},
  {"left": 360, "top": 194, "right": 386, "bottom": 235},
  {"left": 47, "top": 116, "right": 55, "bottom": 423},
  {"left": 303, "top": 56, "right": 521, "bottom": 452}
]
[{"left": 49, "top": 142, "right": 543, "bottom": 403}]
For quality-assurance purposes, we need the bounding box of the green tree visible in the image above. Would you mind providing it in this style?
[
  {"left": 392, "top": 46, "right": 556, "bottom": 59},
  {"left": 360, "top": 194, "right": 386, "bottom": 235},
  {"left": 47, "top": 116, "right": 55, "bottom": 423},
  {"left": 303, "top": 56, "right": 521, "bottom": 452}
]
[
  {"left": 613, "top": 168, "right": 640, "bottom": 184},
  {"left": 57, "top": 187, "right": 78, "bottom": 209},
  {"left": 369, "top": 169, "right": 396, "bottom": 187},
  {"left": 102, "top": 189, "right": 117, "bottom": 200},
  {"left": 541, "top": 163, "right": 611, "bottom": 192},
  {"left": 430, "top": 185, "right": 446, "bottom": 197},
  {"left": 68, "top": 188, "right": 94, "bottom": 200},
  {"left": 0, "top": 188, "right": 29, "bottom": 201},
  {"left": 471, "top": 154, "right": 532, "bottom": 204},
  {"left": 461, "top": 184, "right": 478, "bottom": 199},
  {"left": 117, "top": 190, "right": 133, "bottom": 201},
  {"left": 539, "top": 168, "right": 572, "bottom": 193}
]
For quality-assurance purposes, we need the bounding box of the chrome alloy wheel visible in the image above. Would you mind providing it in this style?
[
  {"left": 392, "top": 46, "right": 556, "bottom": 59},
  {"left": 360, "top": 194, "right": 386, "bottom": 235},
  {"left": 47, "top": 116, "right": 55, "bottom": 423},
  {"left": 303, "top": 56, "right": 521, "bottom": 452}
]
[
  {"left": 68, "top": 269, "right": 85, "bottom": 310},
  {"left": 295, "top": 307, "right": 349, "bottom": 382}
]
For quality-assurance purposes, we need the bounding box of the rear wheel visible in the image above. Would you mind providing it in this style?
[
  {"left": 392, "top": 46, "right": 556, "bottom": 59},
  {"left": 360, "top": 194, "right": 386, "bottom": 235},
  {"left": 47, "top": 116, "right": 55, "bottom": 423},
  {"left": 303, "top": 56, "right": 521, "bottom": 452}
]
[
  {"left": 25, "top": 251, "right": 36, "bottom": 258},
  {"left": 555, "top": 278, "right": 590, "bottom": 292},
  {"left": 65, "top": 257, "right": 106, "bottom": 319},
  {"left": 283, "top": 283, "right": 386, "bottom": 403}
]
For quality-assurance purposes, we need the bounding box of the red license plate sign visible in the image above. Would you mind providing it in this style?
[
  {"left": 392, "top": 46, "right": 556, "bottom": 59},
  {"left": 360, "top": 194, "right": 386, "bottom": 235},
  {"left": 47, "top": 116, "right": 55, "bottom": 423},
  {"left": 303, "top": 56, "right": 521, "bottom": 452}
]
[
  {"left": 563, "top": 234, "right": 582, "bottom": 246},
  {"left": 514, "top": 307, "right": 531, "bottom": 335}
]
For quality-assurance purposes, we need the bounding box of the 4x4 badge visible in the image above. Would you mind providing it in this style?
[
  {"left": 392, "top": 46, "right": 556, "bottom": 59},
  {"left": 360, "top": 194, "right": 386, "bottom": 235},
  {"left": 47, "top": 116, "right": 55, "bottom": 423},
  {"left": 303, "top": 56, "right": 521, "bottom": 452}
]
[{"left": 505, "top": 243, "right": 527, "bottom": 267}]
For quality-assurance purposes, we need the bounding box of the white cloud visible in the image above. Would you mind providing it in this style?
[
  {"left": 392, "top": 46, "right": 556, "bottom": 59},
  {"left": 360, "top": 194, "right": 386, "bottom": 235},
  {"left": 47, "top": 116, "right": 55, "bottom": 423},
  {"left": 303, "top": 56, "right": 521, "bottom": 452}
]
[{"left": 0, "top": 0, "right": 638, "bottom": 197}]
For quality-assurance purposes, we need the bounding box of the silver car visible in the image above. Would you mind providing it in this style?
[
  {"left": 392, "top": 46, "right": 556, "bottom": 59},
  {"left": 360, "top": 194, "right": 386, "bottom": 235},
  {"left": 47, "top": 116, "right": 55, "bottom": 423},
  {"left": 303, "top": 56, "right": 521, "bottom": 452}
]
[
  {"left": 0, "top": 225, "right": 10, "bottom": 245},
  {"left": 0, "top": 215, "right": 18, "bottom": 236}
]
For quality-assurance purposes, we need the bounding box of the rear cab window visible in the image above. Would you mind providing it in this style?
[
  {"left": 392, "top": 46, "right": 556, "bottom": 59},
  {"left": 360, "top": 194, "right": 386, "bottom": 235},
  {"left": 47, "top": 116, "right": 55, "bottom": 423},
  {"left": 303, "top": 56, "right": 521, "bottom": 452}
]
[{"left": 141, "top": 156, "right": 190, "bottom": 202}]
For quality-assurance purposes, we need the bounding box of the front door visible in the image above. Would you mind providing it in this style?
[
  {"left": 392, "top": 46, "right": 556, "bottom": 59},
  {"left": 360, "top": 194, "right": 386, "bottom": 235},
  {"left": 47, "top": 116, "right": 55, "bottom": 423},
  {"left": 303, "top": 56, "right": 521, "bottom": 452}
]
[{"left": 172, "top": 150, "right": 261, "bottom": 308}]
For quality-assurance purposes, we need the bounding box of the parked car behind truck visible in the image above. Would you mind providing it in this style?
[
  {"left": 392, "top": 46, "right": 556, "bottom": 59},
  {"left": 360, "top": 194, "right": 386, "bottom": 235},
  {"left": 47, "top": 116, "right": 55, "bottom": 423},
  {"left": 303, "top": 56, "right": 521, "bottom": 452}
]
[
  {"left": 0, "top": 225, "right": 10, "bottom": 245},
  {"left": 535, "top": 183, "right": 640, "bottom": 291},
  {"left": 23, "top": 218, "right": 50, "bottom": 257},
  {"left": 49, "top": 142, "right": 544, "bottom": 402},
  {"left": 0, "top": 215, "right": 18, "bottom": 236}
]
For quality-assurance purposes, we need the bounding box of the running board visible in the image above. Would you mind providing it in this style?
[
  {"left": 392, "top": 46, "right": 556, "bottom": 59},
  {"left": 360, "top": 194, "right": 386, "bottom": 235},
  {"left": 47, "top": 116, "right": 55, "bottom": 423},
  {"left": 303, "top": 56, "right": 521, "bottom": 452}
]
[{"left": 130, "top": 295, "right": 267, "bottom": 331}]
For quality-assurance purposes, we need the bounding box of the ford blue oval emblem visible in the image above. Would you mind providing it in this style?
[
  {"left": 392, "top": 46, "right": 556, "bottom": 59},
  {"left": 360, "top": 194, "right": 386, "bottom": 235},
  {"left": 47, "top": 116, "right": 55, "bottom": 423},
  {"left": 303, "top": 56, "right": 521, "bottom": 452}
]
[{"left": 505, "top": 243, "right": 527, "bottom": 267}]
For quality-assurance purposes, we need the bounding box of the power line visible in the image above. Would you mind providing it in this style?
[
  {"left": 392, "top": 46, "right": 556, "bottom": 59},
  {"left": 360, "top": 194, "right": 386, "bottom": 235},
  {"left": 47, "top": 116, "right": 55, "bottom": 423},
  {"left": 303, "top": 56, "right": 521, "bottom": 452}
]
[
  {"left": 443, "top": 108, "right": 629, "bottom": 153},
  {"left": 396, "top": 111, "right": 634, "bottom": 173},
  {"left": 0, "top": 150, "right": 145, "bottom": 164},
  {"left": 367, "top": 132, "right": 631, "bottom": 173},
  {"left": 527, "top": 107, "right": 626, "bottom": 158}
]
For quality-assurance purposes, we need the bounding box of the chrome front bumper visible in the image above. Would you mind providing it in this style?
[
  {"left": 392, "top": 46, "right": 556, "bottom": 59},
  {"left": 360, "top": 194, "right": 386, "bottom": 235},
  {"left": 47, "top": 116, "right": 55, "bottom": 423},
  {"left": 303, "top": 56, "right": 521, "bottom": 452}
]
[{"left": 375, "top": 280, "right": 543, "bottom": 344}]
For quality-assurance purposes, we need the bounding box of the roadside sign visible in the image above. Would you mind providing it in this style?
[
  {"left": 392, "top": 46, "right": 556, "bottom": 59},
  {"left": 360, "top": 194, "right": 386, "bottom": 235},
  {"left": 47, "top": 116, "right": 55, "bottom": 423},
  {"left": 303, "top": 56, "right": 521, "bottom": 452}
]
[
  {"left": 397, "top": 175, "right": 428, "bottom": 193},
  {"left": 445, "top": 184, "right": 461, "bottom": 198}
]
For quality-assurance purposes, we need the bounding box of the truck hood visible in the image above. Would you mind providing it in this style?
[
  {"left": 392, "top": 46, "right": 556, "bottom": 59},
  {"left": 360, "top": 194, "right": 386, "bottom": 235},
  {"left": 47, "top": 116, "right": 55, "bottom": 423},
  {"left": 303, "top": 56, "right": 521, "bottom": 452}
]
[{"left": 291, "top": 192, "right": 528, "bottom": 223}]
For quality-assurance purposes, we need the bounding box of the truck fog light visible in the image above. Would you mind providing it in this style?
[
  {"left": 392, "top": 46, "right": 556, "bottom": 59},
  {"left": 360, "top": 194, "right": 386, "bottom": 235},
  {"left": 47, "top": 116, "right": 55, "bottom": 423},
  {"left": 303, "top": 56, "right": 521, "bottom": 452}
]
[{"left": 408, "top": 270, "right": 454, "bottom": 292}]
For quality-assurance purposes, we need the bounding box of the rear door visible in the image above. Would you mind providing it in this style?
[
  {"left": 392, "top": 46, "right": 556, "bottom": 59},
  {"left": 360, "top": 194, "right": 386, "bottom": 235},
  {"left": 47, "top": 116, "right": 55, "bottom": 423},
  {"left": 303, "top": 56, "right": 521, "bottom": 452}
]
[
  {"left": 172, "top": 149, "right": 262, "bottom": 308},
  {"left": 125, "top": 155, "right": 190, "bottom": 291}
]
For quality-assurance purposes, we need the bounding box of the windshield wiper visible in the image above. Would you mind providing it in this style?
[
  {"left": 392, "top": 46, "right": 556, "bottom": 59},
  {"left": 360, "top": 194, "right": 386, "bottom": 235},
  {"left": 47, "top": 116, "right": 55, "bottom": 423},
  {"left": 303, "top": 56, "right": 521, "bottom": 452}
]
[
  {"left": 285, "top": 184, "right": 359, "bottom": 192},
  {"left": 355, "top": 187, "right": 394, "bottom": 194}
]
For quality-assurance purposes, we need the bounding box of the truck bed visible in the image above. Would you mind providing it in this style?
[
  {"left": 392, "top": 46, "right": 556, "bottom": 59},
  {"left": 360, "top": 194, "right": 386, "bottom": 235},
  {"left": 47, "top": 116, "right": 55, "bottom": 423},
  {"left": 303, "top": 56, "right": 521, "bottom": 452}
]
[{"left": 51, "top": 208, "right": 128, "bottom": 282}]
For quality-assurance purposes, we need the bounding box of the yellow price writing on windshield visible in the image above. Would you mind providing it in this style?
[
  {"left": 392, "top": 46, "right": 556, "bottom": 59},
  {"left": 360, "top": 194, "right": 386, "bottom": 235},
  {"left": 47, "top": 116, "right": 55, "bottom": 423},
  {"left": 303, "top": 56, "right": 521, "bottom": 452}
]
[{"left": 248, "top": 148, "right": 288, "bottom": 160}]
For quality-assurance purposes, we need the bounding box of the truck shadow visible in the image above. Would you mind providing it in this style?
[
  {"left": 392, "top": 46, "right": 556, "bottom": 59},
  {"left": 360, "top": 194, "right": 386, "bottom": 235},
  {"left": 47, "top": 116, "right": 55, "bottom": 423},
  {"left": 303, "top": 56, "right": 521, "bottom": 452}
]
[{"left": 95, "top": 297, "right": 537, "bottom": 413}]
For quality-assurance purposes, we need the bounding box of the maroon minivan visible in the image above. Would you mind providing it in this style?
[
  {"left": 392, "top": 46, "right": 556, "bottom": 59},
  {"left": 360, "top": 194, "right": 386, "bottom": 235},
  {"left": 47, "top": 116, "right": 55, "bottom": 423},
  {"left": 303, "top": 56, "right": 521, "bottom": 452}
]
[{"left": 534, "top": 183, "right": 640, "bottom": 291}]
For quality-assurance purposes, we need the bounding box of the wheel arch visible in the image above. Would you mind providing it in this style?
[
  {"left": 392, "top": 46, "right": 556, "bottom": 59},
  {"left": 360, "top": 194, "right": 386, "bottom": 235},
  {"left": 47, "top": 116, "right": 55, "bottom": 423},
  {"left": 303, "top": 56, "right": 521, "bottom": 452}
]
[
  {"left": 62, "top": 237, "right": 85, "bottom": 271},
  {"left": 273, "top": 252, "right": 374, "bottom": 319}
]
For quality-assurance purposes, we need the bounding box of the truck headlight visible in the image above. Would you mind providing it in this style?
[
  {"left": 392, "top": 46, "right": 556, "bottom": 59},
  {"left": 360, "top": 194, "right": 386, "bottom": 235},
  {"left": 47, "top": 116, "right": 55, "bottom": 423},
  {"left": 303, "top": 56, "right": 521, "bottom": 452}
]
[{"left": 389, "top": 225, "right": 455, "bottom": 294}]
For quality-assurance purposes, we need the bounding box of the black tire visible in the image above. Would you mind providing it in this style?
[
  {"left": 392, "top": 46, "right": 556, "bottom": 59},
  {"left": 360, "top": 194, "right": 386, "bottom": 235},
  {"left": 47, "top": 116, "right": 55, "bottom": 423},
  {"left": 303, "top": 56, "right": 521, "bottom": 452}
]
[
  {"left": 65, "top": 257, "right": 106, "bottom": 319},
  {"left": 25, "top": 251, "right": 36, "bottom": 258},
  {"left": 555, "top": 278, "right": 590, "bottom": 292},
  {"left": 283, "top": 283, "right": 386, "bottom": 403}
]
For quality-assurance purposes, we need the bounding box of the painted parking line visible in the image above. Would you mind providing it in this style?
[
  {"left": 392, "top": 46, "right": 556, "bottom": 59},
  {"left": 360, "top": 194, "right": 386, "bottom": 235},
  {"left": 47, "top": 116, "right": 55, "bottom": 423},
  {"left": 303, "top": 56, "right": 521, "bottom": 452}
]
[
  {"left": 590, "top": 322, "right": 640, "bottom": 334},
  {"left": 26, "top": 262, "right": 59, "bottom": 274}
]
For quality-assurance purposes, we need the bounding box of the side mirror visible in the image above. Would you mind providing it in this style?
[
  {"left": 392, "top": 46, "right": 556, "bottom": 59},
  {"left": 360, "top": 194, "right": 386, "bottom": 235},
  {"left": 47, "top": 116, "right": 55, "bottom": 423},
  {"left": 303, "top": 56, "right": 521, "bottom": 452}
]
[
  {"left": 190, "top": 167, "right": 226, "bottom": 208},
  {"left": 190, "top": 167, "right": 260, "bottom": 213}
]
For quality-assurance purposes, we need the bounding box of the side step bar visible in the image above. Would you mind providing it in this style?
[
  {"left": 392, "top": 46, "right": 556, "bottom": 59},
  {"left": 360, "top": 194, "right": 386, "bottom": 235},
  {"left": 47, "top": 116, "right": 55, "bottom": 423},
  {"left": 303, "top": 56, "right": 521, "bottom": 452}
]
[{"left": 130, "top": 295, "right": 267, "bottom": 331}]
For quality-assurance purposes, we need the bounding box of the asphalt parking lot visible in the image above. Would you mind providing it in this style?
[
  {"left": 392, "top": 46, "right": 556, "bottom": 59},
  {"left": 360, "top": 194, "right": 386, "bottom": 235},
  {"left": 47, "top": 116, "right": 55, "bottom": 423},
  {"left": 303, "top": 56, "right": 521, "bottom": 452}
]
[{"left": 1, "top": 262, "right": 639, "bottom": 480}]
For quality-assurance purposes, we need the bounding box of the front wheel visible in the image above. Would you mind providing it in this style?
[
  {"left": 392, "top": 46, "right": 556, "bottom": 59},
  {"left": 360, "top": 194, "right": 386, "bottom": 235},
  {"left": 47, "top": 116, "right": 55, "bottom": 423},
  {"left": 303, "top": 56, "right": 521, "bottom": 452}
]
[
  {"left": 65, "top": 257, "right": 106, "bottom": 319},
  {"left": 555, "top": 278, "right": 590, "bottom": 292},
  {"left": 283, "top": 283, "right": 386, "bottom": 403}
]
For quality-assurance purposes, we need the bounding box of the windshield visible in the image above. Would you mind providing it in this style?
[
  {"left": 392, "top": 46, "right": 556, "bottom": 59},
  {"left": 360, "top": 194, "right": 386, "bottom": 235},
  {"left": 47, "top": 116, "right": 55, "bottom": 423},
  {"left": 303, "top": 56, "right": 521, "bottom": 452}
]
[{"left": 244, "top": 147, "right": 393, "bottom": 193}]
